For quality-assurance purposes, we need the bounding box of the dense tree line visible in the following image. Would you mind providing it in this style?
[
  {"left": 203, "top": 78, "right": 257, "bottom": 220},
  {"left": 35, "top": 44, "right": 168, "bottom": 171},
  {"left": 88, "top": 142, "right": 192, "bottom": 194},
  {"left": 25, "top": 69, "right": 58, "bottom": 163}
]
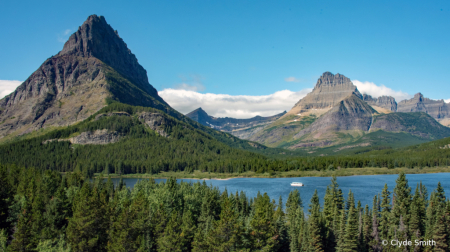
[
  {"left": 0, "top": 131, "right": 449, "bottom": 176},
  {"left": 1, "top": 102, "right": 450, "bottom": 177},
  {"left": 0, "top": 164, "right": 449, "bottom": 251}
]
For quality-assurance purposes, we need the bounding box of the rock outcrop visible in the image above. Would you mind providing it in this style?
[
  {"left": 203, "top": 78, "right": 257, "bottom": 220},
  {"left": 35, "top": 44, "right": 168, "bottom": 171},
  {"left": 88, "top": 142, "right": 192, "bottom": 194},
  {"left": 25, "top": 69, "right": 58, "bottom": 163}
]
[
  {"left": 0, "top": 15, "right": 169, "bottom": 141},
  {"left": 43, "top": 129, "right": 122, "bottom": 145},
  {"left": 363, "top": 94, "right": 397, "bottom": 112},
  {"left": 397, "top": 93, "right": 449, "bottom": 119},
  {"left": 138, "top": 112, "right": 177, "bottom": 137},
  {"left": 186, "top": 107, "right": 286, "bottom": 139},
  {"left": 70, "top": 129, "right": 122, "bottom": 144}
]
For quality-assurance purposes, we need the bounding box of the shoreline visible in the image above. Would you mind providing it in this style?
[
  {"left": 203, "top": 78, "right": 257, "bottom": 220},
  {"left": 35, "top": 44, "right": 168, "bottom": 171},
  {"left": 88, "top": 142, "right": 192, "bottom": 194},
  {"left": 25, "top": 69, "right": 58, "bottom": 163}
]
[{"left": 94, "top": 166, "right": 450, "bottom": 180}]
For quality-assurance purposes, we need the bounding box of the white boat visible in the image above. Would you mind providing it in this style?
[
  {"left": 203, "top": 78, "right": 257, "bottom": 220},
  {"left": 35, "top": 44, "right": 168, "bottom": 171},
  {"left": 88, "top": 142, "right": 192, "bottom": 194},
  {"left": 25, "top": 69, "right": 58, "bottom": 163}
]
[{"left": 290, "top": 182, "right": 304, "bottom": 187}]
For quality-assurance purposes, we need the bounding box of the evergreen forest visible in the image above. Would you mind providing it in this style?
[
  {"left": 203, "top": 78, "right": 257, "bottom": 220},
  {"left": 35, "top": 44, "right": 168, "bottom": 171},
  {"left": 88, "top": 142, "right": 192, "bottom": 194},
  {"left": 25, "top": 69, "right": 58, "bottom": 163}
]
[
  {"left": 0, "top": 164, "right": 449, "bottom": 251},
  {"left": 1, "top": 102, "right": 450, "bottom": 177}
]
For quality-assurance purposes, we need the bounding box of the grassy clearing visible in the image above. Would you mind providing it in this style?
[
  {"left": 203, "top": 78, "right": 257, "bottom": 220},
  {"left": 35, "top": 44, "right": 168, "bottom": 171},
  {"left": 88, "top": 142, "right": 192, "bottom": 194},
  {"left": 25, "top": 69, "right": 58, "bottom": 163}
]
[{"left": 95, "top": 166, "right": 450, "bottom": 180}]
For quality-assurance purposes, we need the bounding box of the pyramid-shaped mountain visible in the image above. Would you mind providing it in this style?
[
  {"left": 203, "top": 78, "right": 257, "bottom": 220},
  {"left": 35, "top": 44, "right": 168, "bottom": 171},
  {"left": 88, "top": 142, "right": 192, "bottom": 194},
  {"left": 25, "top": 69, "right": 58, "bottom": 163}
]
[
  {"left": 186, "top": 108, "right": 211, "bottom": 125},
  {"left": 0, "top": 15, "right": 172, "bottom": 139}
]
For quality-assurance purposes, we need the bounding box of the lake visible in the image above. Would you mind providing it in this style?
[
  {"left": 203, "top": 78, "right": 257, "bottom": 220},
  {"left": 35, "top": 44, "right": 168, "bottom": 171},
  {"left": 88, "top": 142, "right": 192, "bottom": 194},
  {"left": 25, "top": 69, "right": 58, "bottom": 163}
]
[{"left": 110, "top": 173, "right": 450, "bottom": 209}]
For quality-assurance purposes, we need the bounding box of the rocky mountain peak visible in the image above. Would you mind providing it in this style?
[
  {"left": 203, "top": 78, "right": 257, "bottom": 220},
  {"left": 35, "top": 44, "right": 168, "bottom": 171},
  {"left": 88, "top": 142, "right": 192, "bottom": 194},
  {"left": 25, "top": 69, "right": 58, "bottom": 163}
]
[
  {"left": 0, "top": 15, "right": 169, "bottom": 140},
  {"left": 288, "top": 72, "right": 362, "bottom": 113},
  {"left": 186, "top": 107, "right": 210, "bottom": 124},
  {"left": 413, "top": 93, "right": 424, "bottom": 100},
  {"left": 57, "top": 15, "right": 157, "bottom": 97},
  {"left": 398, "top": 93, "right": 449, "bottom": 120},
  {"left": 314, "top": 72, "right": 353, "bottom": 89}
]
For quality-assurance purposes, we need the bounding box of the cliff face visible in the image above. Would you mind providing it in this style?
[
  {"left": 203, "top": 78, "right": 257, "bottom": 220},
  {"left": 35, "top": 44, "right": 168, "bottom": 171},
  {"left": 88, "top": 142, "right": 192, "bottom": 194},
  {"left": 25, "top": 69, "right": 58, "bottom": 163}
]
[
  {"left": 397, "top": 93, "right": 449, "bottom": 120},
  {"left": 289, "top": 72, "right": 362, "bottom": 114},
  {"left": 0, "top": 15, "right": 169, "bottom": 141},
  {"left": 291, "top": 94, "right": 376, "bottom": 146},
  {"left": 363, "top": 94, "right": 397, "bottom": 112}
]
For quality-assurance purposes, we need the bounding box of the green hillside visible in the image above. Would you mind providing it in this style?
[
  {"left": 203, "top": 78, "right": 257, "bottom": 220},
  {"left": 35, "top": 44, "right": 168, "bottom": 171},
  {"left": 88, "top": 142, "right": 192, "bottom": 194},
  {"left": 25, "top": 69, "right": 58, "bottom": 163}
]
[{"left": 0, "top": 102, "right": 275, "bottom": 174}]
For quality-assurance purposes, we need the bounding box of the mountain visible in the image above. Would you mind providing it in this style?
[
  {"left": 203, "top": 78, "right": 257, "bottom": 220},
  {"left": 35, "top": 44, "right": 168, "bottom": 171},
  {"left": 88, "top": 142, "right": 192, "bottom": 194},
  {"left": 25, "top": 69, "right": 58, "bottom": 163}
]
[
  {"left": 249, "top": 72, "right": 450, "bottom": 151},
  {"left": 290, "top": 93, "right": 376, "bottom": 148},
  {"left": 397, "top": 93, "right": 450, "bottom": 126},
  {"left": 362, "top": 94, "right": 397, "bottom": 113},
  {"left": 286, "top": 71, "right": 362, "bottom": 117},
  {"left": 186, "top": 107, "right": 286, "bottom": 139},
  {"left": 0, "top": 15, "right": 271, "bottom": 151},
  {"left": 0, "top": 15, "right": 284, "bottom": 174},
  {"left": 0, "top": 15, "right": 172, "bottom": 142}
]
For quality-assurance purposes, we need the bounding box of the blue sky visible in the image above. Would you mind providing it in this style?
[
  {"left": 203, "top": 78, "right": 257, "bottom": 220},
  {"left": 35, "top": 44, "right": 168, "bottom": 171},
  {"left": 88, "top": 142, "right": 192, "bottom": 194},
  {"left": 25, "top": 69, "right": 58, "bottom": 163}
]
[{"left": 1, "top": 0, "right": 449, "bottom": 117}]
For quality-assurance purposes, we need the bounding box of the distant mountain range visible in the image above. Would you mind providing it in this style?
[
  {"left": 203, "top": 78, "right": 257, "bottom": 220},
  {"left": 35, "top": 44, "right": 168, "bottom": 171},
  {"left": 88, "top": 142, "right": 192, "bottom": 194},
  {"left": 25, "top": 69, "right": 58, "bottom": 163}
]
[
  {"left": 186, "top": 108, "right": 286, "bottom": 139},
  {"left": 187, "top": 72, "right": 450, "bottom": 154}
]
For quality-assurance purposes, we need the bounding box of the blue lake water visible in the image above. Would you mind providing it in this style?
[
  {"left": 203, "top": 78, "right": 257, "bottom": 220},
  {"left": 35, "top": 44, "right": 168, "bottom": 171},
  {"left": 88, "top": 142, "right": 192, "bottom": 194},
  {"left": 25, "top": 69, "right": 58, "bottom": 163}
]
[{"left": 110, "top": 173, "right": 450, "bottom": 209}]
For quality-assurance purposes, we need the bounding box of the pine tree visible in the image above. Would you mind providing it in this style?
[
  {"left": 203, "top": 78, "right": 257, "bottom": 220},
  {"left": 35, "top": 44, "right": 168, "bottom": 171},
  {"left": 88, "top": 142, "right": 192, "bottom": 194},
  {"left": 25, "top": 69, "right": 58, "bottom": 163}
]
[
  {"left": 9, "top": 198, "right": 33, "bottom": 251},
  {"left": 286, "top": 189, "right": 302, "bottom": 251},
  {"left": 67, "top": 183, "right": 109, "bottom": 251},
  {"left": 370, "top": 205, "right": 382, "bottom": 252},
  {"left": 323, "top": 176, "right": 342, "bottom": 252},
  {"left": 108, "top": 191, "right": 149, "bottom": 252},
  {"left": 336, "top": 207, "right": 347, "bottom": 252},
  {"left": 249, "top": 192, "right": 277, "bottom": 250},
  {"left": 434, "top": 182, "right": 446, "bottom": 208},
  {"left": 409, "top": 184, "right": 426, "bottom": 244},
  {"left": 157, "top": 211, "right": 184, "bottom": 252},
  {"left": 432, "top": 209, "right": 448, "bottom": 252},
  {"left": 361, "top": 204, "right": 371, "bottom": 252},
  {"left": 342, "top": 191, "right": 358, "bottom": 252},
  {"left": 379, "top": 184, "right": 391, "bottom": 240},
  {"left": 203, "top": 197, "right": 243, "bottom": 251},
  {"left": 179, "top": 210, "right": 195, "bottom": 251},
  {"left": 308, "top": 190, "right": 324, "bottom": 252},
  {"left": 392, "top": 172, "right": 411, "bottom": 229},
  {"left": 0, "top": 165, "right": 12, "bottom": 232}
]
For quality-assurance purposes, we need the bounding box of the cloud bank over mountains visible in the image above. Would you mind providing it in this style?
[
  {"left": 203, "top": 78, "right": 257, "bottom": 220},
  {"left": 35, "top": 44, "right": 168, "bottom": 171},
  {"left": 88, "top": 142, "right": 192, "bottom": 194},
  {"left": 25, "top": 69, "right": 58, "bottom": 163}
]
[
  {"left": 160, "top": 79, "right": 416, "bottom": 118},
  {"left": 352, "top": 80, "right": 412, "bottom": 102},
  {"left": 2, "top": 77, "right": 435, "bottom": 119},
  {"left": 159, "top": 88, "right": 312, "bottom": 118},
  {"left": 0, "top": 80, "right": 22, "bottom": 98}
]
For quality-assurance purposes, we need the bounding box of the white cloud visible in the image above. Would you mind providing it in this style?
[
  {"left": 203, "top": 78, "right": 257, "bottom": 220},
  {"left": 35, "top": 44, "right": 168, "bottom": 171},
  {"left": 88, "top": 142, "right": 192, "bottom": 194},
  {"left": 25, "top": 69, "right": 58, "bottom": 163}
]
[
  {"left": 352, "top": 80, "right": 412, "bottom": 102},
  {"left": 159, "top": 88, "right": 312, "bottom": 118},
  {"left": 0, "top": 80, "right": 22, "bottom": 99},
  {"left": 285, "top": 77, "right": 300, "bottom": 82},
  {"left": 445, "top": 99, "right": 450, "bottom": 104}
]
